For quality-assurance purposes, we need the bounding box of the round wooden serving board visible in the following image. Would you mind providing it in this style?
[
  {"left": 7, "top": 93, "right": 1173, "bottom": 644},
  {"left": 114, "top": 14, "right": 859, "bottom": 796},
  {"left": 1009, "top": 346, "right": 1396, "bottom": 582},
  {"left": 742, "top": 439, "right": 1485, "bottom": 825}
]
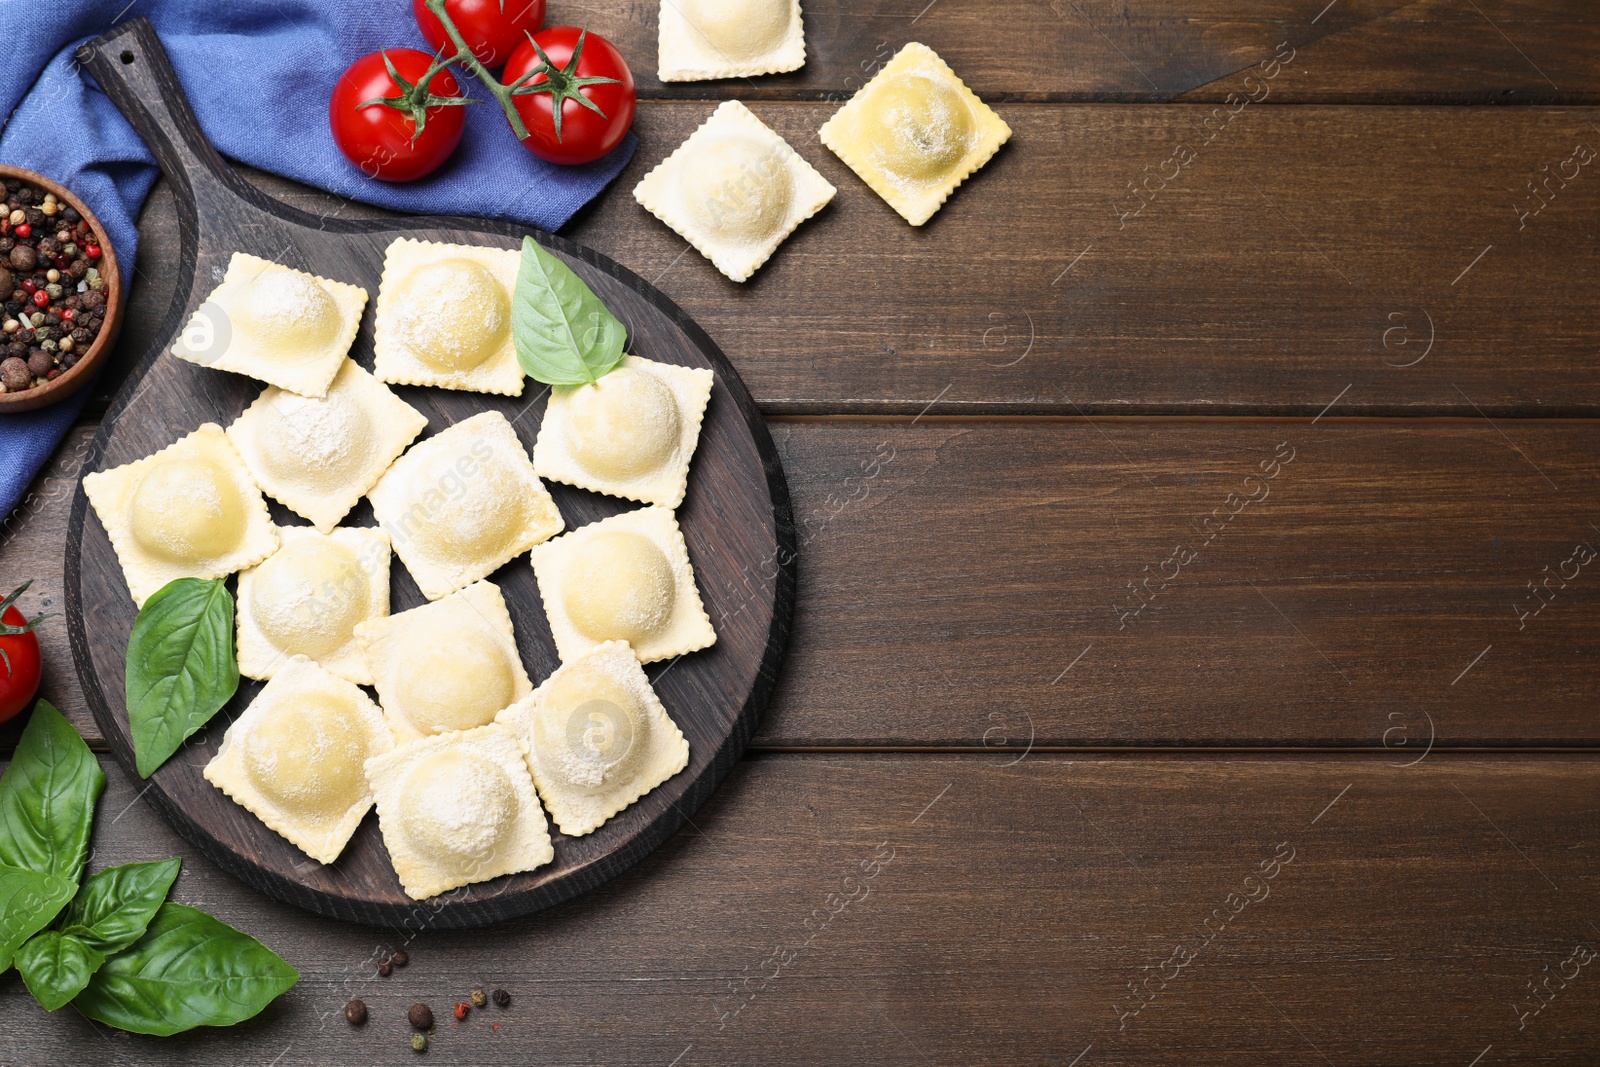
[{"left": 63, "top": 20, "right": 795, "bottom": 929}]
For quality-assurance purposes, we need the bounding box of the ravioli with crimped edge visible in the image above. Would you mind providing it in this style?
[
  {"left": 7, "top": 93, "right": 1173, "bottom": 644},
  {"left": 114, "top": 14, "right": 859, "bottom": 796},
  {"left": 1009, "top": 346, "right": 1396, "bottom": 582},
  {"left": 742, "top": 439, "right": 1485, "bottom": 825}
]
[
  {"left": 533, "top": 355, "right": 712, "bottom": 508},
  {"left": 365, "top": 723, "right": 554, "bottom": 900},
  {"left": 634, "top": 100, "right": 835, "bottom": 282},
  {"left": 498, "top": 640, "right": 690, "bottom": 837},
  {"left": 355, "top": 580, "right": 532, "bottom": 746},
  {"left": 203, "top": 655, "right": 394, "bottom": 865},
  {"left": 171, "top": 252, "right": 367, "bottom": 397},
  {"left": 227, "top": 360, "right": 428, "bottom": 532},
  {"left": 819, "top": 42, "right": 1012, "bottom": 226},
  {"left": 373, "top": 238, "right": 525, "bottom": 396},
  {"left": 367, "top": 410, "right": 563, "bottom": 601},
  {"left": 236, "top": 525, "right": 390, "bottom": 685},
  {"left": 82, "top": 423, "right": 278, "bottom": 607},
  {"left": 657, "top": 0, "right": 805, "bottom": 82},
  {"left": 528, "top": 505, "right": 716, "bottom": 665}
]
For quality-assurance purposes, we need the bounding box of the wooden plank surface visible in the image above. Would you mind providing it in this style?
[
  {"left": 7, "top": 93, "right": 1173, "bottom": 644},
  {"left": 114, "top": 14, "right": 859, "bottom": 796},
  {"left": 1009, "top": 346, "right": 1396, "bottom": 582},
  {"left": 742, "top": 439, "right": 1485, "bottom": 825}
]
[
  {"left": 569, "top": 0, "right": 1600, "bottom": 104},
  {"left": 94, "top": 103, "right": 1600, "bottom": 419},
  {"left": 4, "top": 752, "right": 1596, "bottom": 1065},
  {"left": 18, "top": 417, "right": 1600, "bottom": 750}
]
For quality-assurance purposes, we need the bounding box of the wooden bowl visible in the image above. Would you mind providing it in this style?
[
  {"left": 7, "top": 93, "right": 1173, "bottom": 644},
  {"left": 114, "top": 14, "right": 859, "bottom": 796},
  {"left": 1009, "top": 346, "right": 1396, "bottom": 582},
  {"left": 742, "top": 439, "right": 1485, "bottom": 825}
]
[{"left": 0, "top": 165, "right": 122, "bottom": 413}]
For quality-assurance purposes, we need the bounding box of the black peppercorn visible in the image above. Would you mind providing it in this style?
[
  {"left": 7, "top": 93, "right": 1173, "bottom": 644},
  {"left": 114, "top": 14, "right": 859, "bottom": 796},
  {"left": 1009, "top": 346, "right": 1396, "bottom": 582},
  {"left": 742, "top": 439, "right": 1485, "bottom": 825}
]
[
  {"left": 81, "top": 289, "right": 104, "bottom": 309},
  {"left": 59, "top": 352, "right": 78, "bottom": 370},
  {"left": 68, "top": 259, "right": 88, "bottom": 280},
  {"left": 71, "top": 327, "right": 89, "bottom": 346},
  {"left": 390, "top": 949, "right": 408, "bottom": 967},
  {"left": 61, "top": 206, "right": 79, "bottom": 223},
  {"left": 377, "top": 957, "right": 393, "bottom": 977},
  {"left": 23, "top": 207, "right": 43, "bottom": 227},
  {"left": 492, "top": 988, "right": 510, "bottom": 1008},
  {"left": 408, "top": 1003, "right": 434, "bottom": 1030},
  {"left": 36, "top": 237, "right": 58, "bottom": 257},
  {"left": 344, "top": 999, "right": 368, "bottom": 1026}
]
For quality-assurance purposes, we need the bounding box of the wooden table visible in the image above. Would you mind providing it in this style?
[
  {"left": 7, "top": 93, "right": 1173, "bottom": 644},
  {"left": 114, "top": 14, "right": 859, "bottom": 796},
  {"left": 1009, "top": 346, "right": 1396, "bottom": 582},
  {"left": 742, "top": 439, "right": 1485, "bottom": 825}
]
[{"left": 6, "top": 2, "right": 1600, "bottom": 1062}]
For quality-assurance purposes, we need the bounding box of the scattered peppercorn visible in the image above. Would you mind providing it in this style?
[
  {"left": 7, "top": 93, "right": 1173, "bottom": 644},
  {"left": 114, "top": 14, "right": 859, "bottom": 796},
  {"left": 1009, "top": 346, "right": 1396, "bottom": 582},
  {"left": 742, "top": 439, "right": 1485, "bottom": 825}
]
[
  {"left": 344, "top": 999, "right": 368, "bottom": 1026},
  {"left": 470, "top": 988, "right": 487, "bottom": 1008},
  {"left": 408, "top": 1002, "right": 434, "bottom": 1030},
  {"left": 377, "top": 957, "right": 393, "bottom": 976},
  {"left": 453, "top": 1002, "right": 469, "bottom": 1021},
  {"left": 492, "top": 988, "right": 510, "bottom": 1008},
  {"left": 411, "top": 1033, "right": 428, "bottom": 1053},
  {"left": 391, "top": 949, "right": 409, "bottom": 967}
]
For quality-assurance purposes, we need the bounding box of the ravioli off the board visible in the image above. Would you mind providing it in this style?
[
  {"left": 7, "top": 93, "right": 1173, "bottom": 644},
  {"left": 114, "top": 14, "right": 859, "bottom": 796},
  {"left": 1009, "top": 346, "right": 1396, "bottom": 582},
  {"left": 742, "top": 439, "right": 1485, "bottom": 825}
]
[{"left": 65, "top": 19, "right": 795, "bottom": 928}]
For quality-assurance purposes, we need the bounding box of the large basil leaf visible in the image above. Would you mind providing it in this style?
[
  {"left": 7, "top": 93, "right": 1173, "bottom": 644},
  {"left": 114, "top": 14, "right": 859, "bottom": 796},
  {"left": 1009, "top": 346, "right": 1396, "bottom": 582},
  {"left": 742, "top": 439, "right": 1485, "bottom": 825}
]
[
  {"left": 0, "top": 700, "right": 103, "bottom": 881},
  {"left": 16, "top": 930, "right": 105, "bottom": 1010},
  {"left": 75, "top": 903, "right": 297, "bottom": 1036},
  {"left": 0, "top": 864, "right": 75, "bottom": 973},
  {"left": 60, "top": 858, "right": 181, "bottom": 954},
  {"left": 125, "top": 578, "right": 238, "bottom": 778},
  {"left": 512, "top": 235, "right": 627, "bottom": 386}
]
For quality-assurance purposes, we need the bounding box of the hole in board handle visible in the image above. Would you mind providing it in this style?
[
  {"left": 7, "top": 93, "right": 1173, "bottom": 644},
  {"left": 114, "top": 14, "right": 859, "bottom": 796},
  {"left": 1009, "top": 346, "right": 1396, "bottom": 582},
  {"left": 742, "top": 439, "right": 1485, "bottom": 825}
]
[{"left": 120, "top": 50, "right": 135, "bottom": 64}]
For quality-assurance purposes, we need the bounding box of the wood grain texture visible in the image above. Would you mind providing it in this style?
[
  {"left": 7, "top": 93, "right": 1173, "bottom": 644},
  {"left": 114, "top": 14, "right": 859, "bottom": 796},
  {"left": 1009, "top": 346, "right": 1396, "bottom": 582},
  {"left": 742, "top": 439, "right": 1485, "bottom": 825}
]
[
  {"left": 90, "top": 104, "right": 1600, "bottom": 418},
  {"left": 60, "top": 20, "right": 794, "bottom": 928},
  {"left": 4, "top": 752, "right": 1596, "bottom": 1065},
  {"left": 20, "top": 418, "right": 1600, "bottom": 750},
  {"left": 564, "top": 0, "right": 1600, "bottom": 103}
]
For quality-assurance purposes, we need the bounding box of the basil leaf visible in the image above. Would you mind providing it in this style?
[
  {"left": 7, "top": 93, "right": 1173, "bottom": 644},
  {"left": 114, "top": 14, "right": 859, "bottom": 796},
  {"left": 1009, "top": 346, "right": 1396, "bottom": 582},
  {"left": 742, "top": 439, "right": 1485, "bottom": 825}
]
[
  {"left": 512, "top": 235, "right": 627, "bottom": 386},
  {"left": 125, "top": 578, "right": 238, "bottom": 778},
  {"left": 0, "top": 864, "right": 76, "bottom": 973},
  {"left": 16, "top": 930, "right": 105, "bottom": 1010},
  {"left": 60, "top": 858, "right": 181, "bottom": 954},
  {"left": 75, "top": 903, "right": 297, "bottom": 1036},
  {"left": 0, "top": 700, "right": 103, "bottom": 882}
]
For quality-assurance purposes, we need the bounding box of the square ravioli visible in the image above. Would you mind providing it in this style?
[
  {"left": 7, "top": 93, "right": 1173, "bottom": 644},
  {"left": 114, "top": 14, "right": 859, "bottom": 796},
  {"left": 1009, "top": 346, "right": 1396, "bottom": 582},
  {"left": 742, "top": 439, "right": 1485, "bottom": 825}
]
[
  {"left": 367, "top": 411, "right": 564, "bottom": 601},
  {"left": 498, "top": 641, "right": 689, "bottom": 837},
  {"left": 373, "top": 238, "right": 525, "bottom": 396},
  {"left": 82, "top": 423, "right": 278, "bottom": 607},
  {"left": 365, "top": 723, "right": 554, "bottom": 900},
  {"left": 533, "top": 355, "right": 713, "bottom": 508},
  {"left": 203, "top": 656, "right": 394, "bottom": 865},
  {"left": 634, "top": 100, "right": 835, "bottom": 282},
  {"left": 227, "top": 360, "right": 428, "bottom": 532},
  {"left": 528, "top": 505, "right": 716, "bottom": 665},
  {"left": 355, "top": 580, "right": 533, "bottom": 746},
  {"left": 237, "top": 526, "right": 390, "bottom": 685},
  {"left": 819, "top": 42, "right": 1012, "bottom": 226},
  {"left": 658, "top": 0, "right": 805, "bottom": 82},
  {"left": 171, "top": 253, "right": 367, "bottom": 397}
]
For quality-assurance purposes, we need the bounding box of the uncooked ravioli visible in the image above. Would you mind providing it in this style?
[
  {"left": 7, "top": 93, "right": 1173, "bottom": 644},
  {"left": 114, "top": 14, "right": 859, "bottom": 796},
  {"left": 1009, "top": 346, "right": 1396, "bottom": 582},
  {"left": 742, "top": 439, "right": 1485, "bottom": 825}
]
[{"left": 658, "top": 0, "right": 805, "bottom": 81}]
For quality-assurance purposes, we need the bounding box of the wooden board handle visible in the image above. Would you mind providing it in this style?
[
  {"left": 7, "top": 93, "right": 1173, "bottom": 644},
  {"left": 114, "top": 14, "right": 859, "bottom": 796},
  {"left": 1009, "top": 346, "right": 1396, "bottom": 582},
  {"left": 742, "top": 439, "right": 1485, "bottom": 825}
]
[{"left": 76, "top": 18, "right": 265, "bottom": 217}]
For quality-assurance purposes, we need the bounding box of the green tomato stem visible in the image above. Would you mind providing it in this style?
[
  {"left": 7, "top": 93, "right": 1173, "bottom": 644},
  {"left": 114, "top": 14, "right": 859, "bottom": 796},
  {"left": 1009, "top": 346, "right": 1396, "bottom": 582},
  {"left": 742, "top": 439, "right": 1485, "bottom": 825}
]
[{"left": 422, "top": 0, "right": 531, "bottom": 139}]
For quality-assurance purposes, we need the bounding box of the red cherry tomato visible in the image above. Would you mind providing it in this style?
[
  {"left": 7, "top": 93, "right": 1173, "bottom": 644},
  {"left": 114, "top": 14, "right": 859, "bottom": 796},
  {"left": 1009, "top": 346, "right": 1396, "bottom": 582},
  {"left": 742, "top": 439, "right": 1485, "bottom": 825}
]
[
  {"left": 413, "top": 0, "right": 546, "bottom": 70},
  {"left": 329, "top": 49, "right": 468, "bottom": 182},
  {"left": 504, "top": 27, "right": 635, "bottom": 166},
  {"left": 0, "top": 584, "right": 47, "bottom": 725}
]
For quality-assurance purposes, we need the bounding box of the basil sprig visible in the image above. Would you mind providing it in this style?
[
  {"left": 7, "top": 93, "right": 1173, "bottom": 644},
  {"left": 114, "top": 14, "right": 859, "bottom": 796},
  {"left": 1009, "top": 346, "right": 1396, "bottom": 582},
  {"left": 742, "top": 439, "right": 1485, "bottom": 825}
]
[
  {"left": 512, "top": 235, "right": 628, "bottom": 386},
  {"left": 125, "top": 577, "right": 239, "bottom": 778},
  {"left": 0, "top": 703, "right": 296, "bottom": 1031}
]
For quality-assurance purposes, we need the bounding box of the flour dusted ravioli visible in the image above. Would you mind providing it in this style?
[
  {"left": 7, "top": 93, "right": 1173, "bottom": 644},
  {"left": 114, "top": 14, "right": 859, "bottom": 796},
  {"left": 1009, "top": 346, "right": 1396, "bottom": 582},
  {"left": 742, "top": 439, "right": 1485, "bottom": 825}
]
[
  {"left": 373, "top": 239, "right": 524, "bottom": 396},
  {"left": 533, "top": 356, "right": 713, "bottom": 508},
  {"left": 634, "top": 100, "right": 835, "bottom": 282},
  {"left": 172, "top": 253, "right": 366, "bottom": 397},
  {"left": 365, "top": 723, "right": 554, "bottom": 900},
  {"left": 819, "top": 42, "right": 1011, "bottom": 226},
  {"left": 227, "top": 360, "right": 428, "bottom": 532},
  {"left": 82, "top": 423, "right": 277, "bottom": 607},
  {"left": 498, "top": 641, "right": 689, "bottom": 836},
  {"left": 356, "top": 580, "right": 533, "bottom": 745},
  {"left": 237, "top": 526, "right": 390, "bottom": 685},
  {"left": 367, "top": 411, "right": 563, "bottom": 600},
  {"left": 658, "top": 0, "right": 805, "bottom": 82},
  {"left": 203, "top": 656, "right": 393, "bottom": 864},
  {"left": 528, "top": 506, "right": 715, "bottom": 664}
]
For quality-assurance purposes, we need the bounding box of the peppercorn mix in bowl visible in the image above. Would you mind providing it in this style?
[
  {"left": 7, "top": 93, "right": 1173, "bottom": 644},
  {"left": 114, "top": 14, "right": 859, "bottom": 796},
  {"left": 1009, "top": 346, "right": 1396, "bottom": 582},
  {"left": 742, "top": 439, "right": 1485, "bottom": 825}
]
[{"left": 0, "top": 166, "right": 121, "bottom": 413}]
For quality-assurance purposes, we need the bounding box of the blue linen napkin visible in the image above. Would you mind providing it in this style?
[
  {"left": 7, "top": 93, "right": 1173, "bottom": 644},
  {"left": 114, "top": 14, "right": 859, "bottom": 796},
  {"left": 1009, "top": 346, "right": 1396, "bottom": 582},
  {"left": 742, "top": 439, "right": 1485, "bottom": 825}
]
[{"left": 0, "top": 0, "right": 637, "bottom": 522}]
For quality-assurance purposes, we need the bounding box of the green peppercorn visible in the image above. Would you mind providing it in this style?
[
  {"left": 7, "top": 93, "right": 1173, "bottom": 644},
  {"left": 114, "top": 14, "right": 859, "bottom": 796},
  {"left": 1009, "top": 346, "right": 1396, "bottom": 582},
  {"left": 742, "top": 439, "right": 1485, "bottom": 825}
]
[{"left": 411, "top": 1033, "right": 427, "bottom": 1053}]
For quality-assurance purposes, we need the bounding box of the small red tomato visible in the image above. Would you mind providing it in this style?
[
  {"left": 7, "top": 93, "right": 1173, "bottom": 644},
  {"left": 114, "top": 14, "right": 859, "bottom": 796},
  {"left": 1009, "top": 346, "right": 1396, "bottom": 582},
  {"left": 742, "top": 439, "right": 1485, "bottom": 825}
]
[
  {"left": 0, "top": 583, "right": 49, "bottom": 725},
  {"left": 329, "top": 49, "right": 469, "bottom": 182},
  {"left": 504, "top": 27, "right": 635, "bottom": 166},
  {"left": 413, "top": 0, "right": 546, "bottom": 70},
  {"left": 14, "top": 223, "right": 30, "bottom": 239}
]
